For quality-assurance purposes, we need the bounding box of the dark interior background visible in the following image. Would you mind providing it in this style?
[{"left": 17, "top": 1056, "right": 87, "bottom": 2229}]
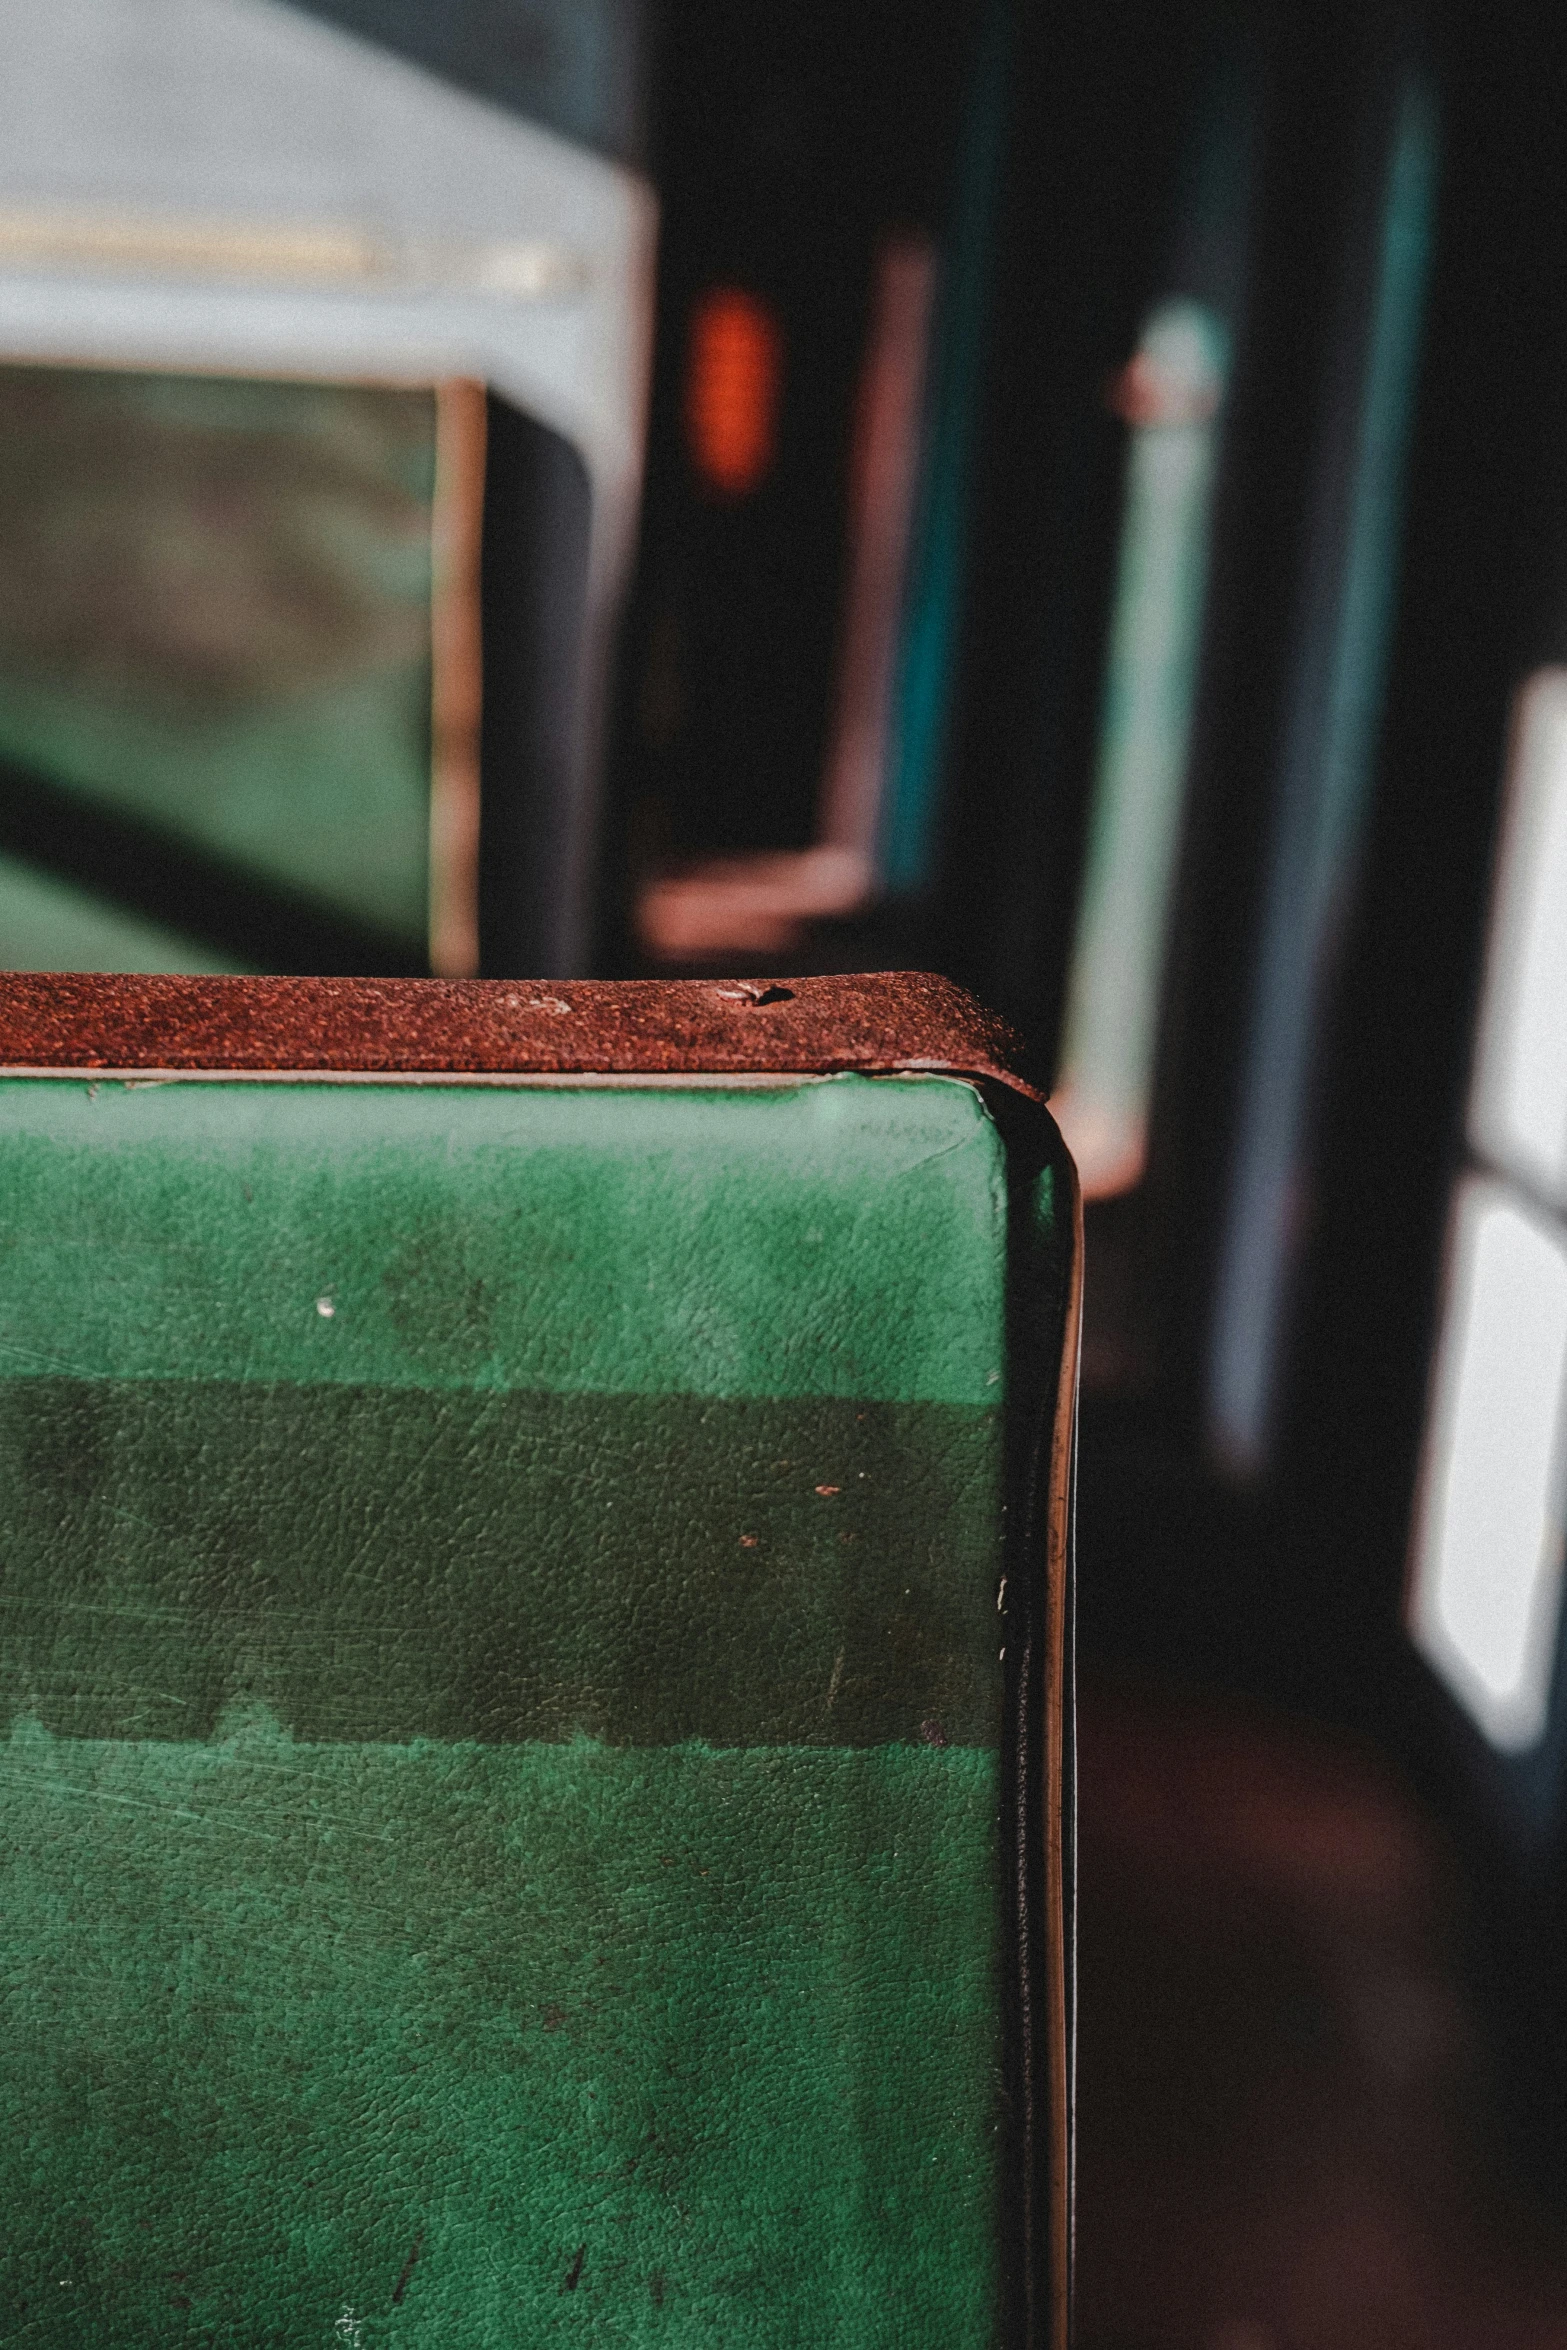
[{"left": 609, "top": 3, "right": 1567, "bottom": 2341}]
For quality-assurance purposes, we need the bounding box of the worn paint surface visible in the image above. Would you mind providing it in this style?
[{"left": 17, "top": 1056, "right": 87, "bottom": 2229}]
[{"left": 0, "top": 1073, "right": 1040, "bottom": 2346}]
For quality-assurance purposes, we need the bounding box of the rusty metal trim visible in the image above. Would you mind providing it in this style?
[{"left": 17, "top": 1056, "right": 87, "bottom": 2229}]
[{"left": 0, "top": 971, "right": 1045, "bottom": 1095}]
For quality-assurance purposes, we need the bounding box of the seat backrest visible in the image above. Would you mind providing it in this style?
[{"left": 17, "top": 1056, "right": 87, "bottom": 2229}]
[{"left": 0, "top": 969, "right": 1077, "bottom": 2349}]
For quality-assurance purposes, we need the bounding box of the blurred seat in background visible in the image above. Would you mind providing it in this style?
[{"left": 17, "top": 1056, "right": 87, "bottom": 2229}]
[{"left": 0, "top": 0, "right": 654, "bottom": 979}]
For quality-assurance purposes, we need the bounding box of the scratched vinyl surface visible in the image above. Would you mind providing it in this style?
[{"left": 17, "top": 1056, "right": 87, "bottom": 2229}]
[{"left": 0, "top": 1071, "right": 1056, "bottom": 2346}]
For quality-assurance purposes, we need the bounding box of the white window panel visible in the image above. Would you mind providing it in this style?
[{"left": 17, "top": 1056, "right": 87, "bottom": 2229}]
[
  {"left": 1410, "top": 1176, "right": 1567, "bottom": 1751},
  {"left": 1470, "top": 668, "right": 1567, "bottom": 1208}
]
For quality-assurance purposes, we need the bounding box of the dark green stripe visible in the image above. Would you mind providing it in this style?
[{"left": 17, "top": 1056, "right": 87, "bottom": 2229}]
[
  {"left": 0, "top": 1378, "right": 1004, "bottom": 1747},
  {"left": 1, "top": 1729, "right": 1002, "bottom": 2348}
]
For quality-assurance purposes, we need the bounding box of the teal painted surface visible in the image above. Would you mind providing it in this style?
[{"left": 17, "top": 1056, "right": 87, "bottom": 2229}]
[
  {"left": 2, "top": 1730, "right": 1001, "bottom": 2346},
  {"left": 0, "top": 1076, "right": 1008, "bottom": 1405}
]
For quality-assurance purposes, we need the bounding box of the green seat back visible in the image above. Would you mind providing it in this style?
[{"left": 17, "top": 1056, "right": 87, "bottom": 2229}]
[{"left": 0, "top": 973, "right": 1076, "bottom": 2349}]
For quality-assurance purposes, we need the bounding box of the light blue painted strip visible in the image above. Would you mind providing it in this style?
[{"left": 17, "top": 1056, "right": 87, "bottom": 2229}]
[
  {"left": 1050, "top": 303, "right": 1229, "bottom": 1196},
  {"left": 881, "top": 0, "right": 1012, "bottom": 896},
  {"left": 1210, "top": 74, "right": 1440, "bottom": 1472}
]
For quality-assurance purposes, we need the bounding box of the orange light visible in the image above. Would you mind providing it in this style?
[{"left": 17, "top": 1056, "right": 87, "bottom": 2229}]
[{"left": 685, "top": 287, "right": 783, "bottom": 498}]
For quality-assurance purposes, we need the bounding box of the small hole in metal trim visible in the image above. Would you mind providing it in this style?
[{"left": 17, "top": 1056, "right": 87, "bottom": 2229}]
[{"left": 714, "top": 983, "right": 795, "bottom": 1006}]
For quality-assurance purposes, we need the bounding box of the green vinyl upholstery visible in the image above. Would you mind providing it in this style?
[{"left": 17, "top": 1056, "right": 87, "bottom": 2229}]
[{"left": 0, "top": 1047, "right": 1072, "bottom": 2346}]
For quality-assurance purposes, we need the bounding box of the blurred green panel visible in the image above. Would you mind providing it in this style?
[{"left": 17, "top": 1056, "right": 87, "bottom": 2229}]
[
  {"left": 0, "top": 850, "right": 247, "bottom": 973},
  {"left": 0, "top": 367, "right": 436, "bottom": 956}
]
